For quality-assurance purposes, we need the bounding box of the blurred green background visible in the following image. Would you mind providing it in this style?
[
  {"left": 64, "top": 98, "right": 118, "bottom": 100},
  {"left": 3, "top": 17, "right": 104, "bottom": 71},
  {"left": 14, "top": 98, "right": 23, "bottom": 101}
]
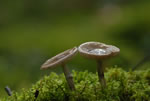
[{"left": 0, "top": 0, "right": 150, "bottom": 97}]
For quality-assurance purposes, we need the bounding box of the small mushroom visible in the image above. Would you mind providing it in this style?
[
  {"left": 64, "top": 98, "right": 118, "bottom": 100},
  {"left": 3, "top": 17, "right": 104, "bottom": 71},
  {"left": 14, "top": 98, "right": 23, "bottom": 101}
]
[
  {"left": 78, "top": 42, "right": 120, "bottom": 87},
  {"left": 41, "top": 47, "right": 78, "bottom": 90},
  {"left": 5, "top": 86, "right": 12, "bottom": 96}
]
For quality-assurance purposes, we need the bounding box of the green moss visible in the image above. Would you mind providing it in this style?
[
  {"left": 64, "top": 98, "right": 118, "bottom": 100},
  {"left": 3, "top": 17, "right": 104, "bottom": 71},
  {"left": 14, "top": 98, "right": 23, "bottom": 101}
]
[{"left": 2, "top": 68, "right": 150, "bottom": 101}]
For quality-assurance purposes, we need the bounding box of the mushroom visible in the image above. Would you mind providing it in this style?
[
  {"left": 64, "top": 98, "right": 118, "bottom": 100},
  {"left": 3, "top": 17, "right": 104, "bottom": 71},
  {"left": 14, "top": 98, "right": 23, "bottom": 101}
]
[
  {"left": 5, "top": 86, "right": 12, "bottom": 96},
  {"left": 78, "top": 42, "right": 120, "bottom": 87},
  {"left": 41, "top": 47, "right": 78, "bottom": 91}
]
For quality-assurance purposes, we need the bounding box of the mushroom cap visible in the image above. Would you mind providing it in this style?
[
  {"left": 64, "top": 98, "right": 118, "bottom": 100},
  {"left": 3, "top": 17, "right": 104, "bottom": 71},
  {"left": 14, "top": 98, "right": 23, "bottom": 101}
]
[
  {"left": 41, "top": 47, "right": 78, "bottom": 70},
  {"left": 78, "top": 42, "right": 120, "bottom": 60}
]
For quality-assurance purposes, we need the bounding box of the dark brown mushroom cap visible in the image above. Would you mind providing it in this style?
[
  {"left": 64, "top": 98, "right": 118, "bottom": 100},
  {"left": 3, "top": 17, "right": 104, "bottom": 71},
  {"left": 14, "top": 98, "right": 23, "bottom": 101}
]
[
  {"left": 41, "top": 47, "right": 78, "bottom": 70},
  {"left": 78, "top": 42, "right": 120, "bottom": 60}
]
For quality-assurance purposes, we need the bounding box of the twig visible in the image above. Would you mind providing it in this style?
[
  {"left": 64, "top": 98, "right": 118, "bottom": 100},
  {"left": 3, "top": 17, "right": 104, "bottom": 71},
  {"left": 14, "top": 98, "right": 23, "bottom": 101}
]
[{"left": 132, "top": 55, "right": 150, "bottom": 70}]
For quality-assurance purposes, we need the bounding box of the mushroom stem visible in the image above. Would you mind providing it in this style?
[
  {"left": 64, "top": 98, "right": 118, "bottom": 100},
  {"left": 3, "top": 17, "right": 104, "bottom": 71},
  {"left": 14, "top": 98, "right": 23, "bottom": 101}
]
[
  {"left": 5, "top": 86, "right": 12, "bottom": 96},
  {"left": 62, "top": 64, "right": 75, "bottom": 91},
  {"left": 97, "top": 60, "right": 106, "bottom": 88}
]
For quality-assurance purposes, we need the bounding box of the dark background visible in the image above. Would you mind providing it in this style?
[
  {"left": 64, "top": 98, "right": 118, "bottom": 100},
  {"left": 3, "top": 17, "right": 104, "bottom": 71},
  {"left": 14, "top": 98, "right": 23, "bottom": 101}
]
[{"left": 0, "top": 0, "right": 150, "bottom": 97}]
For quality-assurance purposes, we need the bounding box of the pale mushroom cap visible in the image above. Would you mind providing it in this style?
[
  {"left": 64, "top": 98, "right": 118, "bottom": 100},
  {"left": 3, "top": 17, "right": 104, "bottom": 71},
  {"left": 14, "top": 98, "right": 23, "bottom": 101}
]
[
  {"left": 78, "top": 42, "right": 120, "bottom": 60},
  {"left": 41, "top": 47, "right": 78, "bottom": 70}
]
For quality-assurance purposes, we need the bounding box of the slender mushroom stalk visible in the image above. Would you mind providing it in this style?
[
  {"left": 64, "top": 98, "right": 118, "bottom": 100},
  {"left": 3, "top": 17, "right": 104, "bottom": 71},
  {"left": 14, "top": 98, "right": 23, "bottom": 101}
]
[
  {"left": 78, "top": 42, "right": 120, "bottom": 88},
  {"left": 41, "top": 47, "right": 77, "bottom": 91},
  {"left": 97, "top": 60, "right": 106, "bottom": 87},
  {"left": 62, "top": 64, "right": 75, "bottom": 90},
  {"left": 5, "top": 86, "right": 12, "bottom": 96}
]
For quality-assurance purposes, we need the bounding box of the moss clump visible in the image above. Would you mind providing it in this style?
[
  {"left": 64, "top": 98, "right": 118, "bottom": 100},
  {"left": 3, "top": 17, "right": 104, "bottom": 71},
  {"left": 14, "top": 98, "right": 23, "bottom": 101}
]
[{"left": 2, "top": 68, "right": 150, "bottom": 101}]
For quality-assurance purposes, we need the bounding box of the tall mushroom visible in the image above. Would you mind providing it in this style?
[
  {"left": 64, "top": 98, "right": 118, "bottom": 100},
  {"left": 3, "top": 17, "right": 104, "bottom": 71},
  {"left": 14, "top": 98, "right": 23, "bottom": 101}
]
[
  {"left": 78, "top": 42, "right": 120, "bottom": 88},
  {"left": 41, "top": 47, "right": 78, "bottom": 91}
]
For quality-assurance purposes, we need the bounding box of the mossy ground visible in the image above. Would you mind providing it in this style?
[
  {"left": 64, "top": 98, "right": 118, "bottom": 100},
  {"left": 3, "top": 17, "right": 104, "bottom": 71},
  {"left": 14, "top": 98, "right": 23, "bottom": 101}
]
[{"left": 2, "top": 68, "right": 150, "bottom": 101}]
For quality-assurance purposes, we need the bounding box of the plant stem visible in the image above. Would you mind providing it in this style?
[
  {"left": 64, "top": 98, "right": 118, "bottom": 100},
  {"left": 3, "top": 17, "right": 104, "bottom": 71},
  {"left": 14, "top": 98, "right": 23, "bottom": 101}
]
[
  {"left": 62, "top": 64, "right": 75, "bottom": 91},
  {"left": 132, "top": 55, "right": 150, "bottom": 71},
  {"left": 97, "top": 60, "right": 106, "bottom": 88}
]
